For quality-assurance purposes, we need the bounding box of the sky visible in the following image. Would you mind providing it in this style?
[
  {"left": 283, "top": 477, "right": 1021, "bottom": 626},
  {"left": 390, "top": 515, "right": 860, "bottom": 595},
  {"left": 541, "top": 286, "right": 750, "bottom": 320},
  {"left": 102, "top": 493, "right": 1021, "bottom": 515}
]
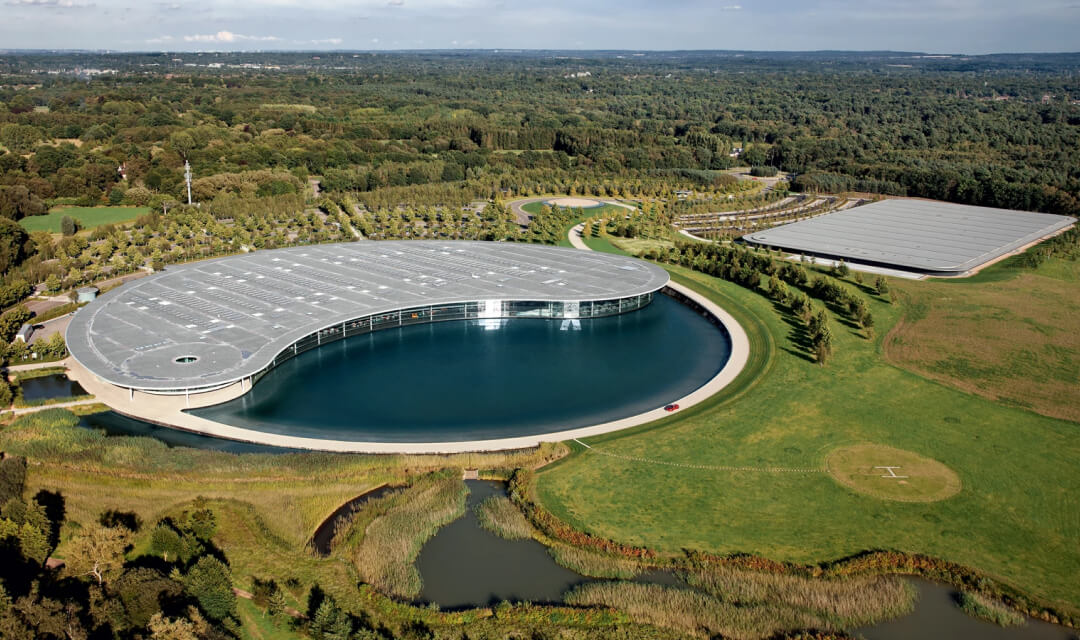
[{"left": 1, "top": 0, "right": 1079, "bottom": 54}]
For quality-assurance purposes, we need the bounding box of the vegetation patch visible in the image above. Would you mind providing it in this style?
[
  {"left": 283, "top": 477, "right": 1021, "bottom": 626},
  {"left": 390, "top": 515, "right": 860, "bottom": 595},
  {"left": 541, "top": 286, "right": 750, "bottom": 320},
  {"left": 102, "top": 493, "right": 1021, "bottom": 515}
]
[
  {"left": 352, "top": 471, "right": 467, "bottom": 599},
  {"left": 474, "top": 494, "right": 533, "bottom": 540},
  {"left": 19, "top": 206, "right": 149, "bottom": 233},
  {"left": 826, "top": 444, "right": 962, "bottom": 503},
  {"left": 886, "top": 256, "right": 1080, "bottom": 422},
  {"left": 548, "top": 545, "right": 643, "bottom": 579},
  {"left": 957, "top": 590, "right": 1027, "bottom": 627},
  {"left": 564, "top": 576, "right": 913, "bottom": 640}
]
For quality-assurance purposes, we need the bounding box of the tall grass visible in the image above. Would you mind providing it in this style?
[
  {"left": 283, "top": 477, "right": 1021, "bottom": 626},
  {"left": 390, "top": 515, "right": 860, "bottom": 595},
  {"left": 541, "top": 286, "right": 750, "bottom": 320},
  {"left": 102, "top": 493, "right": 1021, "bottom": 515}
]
[
  {"left": 352, "top": 471, "right": 467, "bottom": 599},
  {"left": 684, "top": 567, "right": 916, "bottom": 628},
  {"left": 474, "top": 495, "right": 533, "bottom": 540},
  {"left": 957, "top": 591, "right": 1026, "bottom": 627},
  {"left": 565, "top": 573, "right": 914, "bottom": 640},
  {"left": 565, "top": 582, "right": 824, "bottom": 639},
  {"left": 548, "top": 545, "right": 642, "bottom": 579}
]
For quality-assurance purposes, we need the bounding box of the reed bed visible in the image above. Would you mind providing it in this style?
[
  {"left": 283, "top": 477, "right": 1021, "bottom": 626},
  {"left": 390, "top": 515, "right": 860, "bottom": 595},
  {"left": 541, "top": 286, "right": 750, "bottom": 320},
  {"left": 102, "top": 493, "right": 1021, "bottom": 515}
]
[
  {"left": 684, "top": 567, "right": 916, "bottom": 628},
  {"left": 958, "top": 591, "right": 1026, "bottom": 627},
  {"left": 353, "top": 471, "right": 467, "bottom": 599},
  {"left": 549, "top": 545, "right": 642, "bottom": 579},
  {"left": 564, "top": 582, "right": 826, "bottom": 639},
  {"left": 475, "top": 494, "right": 534, "bottom": 540}
]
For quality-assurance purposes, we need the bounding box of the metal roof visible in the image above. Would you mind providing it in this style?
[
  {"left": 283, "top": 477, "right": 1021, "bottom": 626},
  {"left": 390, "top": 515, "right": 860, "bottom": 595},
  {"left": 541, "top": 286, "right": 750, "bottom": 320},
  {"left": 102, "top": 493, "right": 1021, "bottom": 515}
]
[
  {"left": 743, "top": 199, "right": 1075, "bottom": 274},
  {"left": 66, "top": 240, "right": 669, "bottom": 391}
]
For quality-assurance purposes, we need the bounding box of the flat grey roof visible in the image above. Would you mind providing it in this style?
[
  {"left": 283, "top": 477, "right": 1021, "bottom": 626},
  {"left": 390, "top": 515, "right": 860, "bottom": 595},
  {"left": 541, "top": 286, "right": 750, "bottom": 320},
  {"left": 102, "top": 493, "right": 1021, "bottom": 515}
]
[
  {"left": 67, "top": 241, "right": 669, "bottom": 391},
  {"left": 743, "top": 199, "right": 1075, "bottom": 274}
]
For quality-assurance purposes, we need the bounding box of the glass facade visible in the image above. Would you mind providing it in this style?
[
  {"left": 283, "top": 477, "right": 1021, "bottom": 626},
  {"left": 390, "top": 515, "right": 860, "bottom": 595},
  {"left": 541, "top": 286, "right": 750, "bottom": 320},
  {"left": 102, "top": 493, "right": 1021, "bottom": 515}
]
[{"left": 164, "top": 292, "right": 656, "bottom": 395}]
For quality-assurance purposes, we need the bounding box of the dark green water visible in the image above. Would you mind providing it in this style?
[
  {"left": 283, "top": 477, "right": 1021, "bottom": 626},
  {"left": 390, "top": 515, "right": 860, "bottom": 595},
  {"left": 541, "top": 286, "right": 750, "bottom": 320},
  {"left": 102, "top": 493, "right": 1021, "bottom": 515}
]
[
  {"left": 19, "top": 373, "right": 86, "bottom": 401},
  {"left": 192, "top": 294, "right": 730, "bottom": 442}
]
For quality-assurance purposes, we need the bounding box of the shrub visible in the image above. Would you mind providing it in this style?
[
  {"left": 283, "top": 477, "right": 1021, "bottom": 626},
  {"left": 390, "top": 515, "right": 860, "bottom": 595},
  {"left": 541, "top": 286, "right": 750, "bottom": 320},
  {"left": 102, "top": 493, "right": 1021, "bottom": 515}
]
[{"left": 184, "top": 556, "right": 236, "bottom": 621}]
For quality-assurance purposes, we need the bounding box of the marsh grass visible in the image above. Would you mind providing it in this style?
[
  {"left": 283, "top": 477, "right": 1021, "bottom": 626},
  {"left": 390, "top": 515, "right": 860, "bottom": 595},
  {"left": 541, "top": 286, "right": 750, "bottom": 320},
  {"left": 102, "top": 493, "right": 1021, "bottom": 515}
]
[
  {"left": 548, "top": 545, "right": 642, "bottom": 579},
  {"left": 565, "top": 582, "right": 822, "bottom": 639},
  {"left": 684, "top": 567, "right": 915, "bottom": 628},
  {"left": 957, "top": 591, "right": 1026, "bottom": 627},
  {"left": 566, "top": 572, "right": 915, "bottom": 640},
  {"left": 353, "top": 472, "right": 467, "bottom": 599},
  {"left": 475, "top": 495, "right": 533, "bottom": 540}
]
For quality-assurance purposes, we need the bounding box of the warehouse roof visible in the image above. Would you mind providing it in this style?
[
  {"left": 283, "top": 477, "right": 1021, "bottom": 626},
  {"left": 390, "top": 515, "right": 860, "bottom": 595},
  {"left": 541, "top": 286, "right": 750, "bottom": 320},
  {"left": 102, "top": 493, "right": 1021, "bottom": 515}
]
[
  {"left": 743, "top": 199, "right": 1075, "bottom": 275},
  {"left": 66, "top": 241, "right": 669, "bottom": 391}
]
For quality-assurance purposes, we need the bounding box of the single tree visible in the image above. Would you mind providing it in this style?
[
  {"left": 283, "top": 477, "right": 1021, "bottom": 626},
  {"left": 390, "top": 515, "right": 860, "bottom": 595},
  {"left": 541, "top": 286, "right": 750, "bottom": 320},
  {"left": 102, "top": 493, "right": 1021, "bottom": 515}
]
[{"left": 66, "top": 523, "right": 132, "bottom": 585}]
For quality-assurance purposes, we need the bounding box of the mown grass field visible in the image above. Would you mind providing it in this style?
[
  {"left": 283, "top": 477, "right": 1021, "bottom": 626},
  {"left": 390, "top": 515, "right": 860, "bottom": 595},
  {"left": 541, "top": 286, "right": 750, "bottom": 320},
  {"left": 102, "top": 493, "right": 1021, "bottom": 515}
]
[
  {"left": 535, "top": 261, "right": 1080, "bottom": 614},
  {"left": 521, "top": 200, "right": 634, "bottom": 220},
  {"left": 886, "top": 256, "right": 1080, "bottom": 422},
  {"left": 19, "top": 205, "right": 149, "bottom": 233}
]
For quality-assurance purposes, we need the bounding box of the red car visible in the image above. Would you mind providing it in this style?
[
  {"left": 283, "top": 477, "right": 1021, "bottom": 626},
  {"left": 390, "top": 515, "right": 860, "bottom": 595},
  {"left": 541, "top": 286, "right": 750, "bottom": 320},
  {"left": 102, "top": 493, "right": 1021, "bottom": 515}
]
[{"left": 664, "top": 404, "right": 680, "bottom": 412}]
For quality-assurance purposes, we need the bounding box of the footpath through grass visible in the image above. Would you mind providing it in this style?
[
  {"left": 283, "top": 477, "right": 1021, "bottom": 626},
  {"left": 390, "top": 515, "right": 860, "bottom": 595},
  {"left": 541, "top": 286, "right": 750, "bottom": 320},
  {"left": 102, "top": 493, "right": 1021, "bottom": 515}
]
[
  {"left": 19, "top": 205, "right": 149, "bottom": 233},
  {"left": 536, "top": 263, "right": 1080, "bottom": 613}
]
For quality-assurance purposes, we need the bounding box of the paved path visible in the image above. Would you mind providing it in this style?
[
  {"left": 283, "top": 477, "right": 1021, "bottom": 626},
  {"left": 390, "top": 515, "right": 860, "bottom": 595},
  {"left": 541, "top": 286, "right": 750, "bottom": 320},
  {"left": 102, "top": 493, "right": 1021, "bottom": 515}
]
[
  {"left": 4, "top": 359, "right": 69, "bottom": 373},
  {"left": 4, "top": 398, "right": 100, "bottom": 416}
]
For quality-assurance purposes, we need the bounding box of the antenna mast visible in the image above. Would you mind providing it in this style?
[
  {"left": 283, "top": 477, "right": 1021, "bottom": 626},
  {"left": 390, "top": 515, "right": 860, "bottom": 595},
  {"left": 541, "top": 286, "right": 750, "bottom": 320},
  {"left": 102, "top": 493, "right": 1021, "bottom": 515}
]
[{"left": 184, "top": 160, "right": 193, "bottom": 205}]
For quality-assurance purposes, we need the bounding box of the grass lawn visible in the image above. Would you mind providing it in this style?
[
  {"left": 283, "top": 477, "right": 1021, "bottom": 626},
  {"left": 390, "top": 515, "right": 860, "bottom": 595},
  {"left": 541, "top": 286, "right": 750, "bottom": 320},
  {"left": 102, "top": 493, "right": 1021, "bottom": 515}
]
[
  {"left": 535, "top": 263, "right": 1080, "bottom": 614},
  {"left": 521, "top": 200, "right": 634, "bottom": 219},
  {"left": 885, "top": 256, "right": 1080, "bottom": 422},
  {"left": 19, "top": 206, "right": 150, "bottom": 233}
]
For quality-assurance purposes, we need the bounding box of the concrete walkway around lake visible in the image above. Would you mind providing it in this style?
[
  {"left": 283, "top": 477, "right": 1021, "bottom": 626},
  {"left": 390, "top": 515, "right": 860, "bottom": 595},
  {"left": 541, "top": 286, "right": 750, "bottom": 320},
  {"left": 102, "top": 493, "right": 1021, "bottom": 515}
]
[
  {"left": 54, "top": 230, "right": 750, "bottom": 454},
  {"left": 4, "top": 398, "right": 101, "bottom": 416}
]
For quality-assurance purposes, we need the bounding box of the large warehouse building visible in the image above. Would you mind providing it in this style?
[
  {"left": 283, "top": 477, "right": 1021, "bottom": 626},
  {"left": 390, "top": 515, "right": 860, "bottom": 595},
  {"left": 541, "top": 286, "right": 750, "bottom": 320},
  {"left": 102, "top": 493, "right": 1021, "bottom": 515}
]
[
  {"left": 66, "top": 241, "right": 670, "bottom": 399},
  {"left": 743, "top": 199, "right": 1075, "bottom": 276}
]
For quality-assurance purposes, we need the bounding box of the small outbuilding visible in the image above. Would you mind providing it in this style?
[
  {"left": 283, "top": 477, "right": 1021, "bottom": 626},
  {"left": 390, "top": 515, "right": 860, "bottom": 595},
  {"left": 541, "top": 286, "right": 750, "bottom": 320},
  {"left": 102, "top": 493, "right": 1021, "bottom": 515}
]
[
  {"left": 76, "top": 287, "right": 100, "bottom": 303},
  {"left": 15, "top": 323, "right": 33, "bottom": 343}
]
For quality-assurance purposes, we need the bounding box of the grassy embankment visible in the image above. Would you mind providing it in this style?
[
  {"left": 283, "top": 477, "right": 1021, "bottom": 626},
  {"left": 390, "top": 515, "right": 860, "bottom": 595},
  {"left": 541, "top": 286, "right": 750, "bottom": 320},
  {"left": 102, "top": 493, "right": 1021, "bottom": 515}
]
[
  {"left": 536, "top": 257, "right": 1080, "bottom": 616},
  {"left": 18, "top": 205, "right": 150, "bottom": 233}
]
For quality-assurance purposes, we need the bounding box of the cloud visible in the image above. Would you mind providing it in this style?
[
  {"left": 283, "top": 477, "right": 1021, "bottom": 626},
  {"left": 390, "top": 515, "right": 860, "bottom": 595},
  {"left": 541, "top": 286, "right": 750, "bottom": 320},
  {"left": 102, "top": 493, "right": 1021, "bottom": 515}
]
[
  {"left": 4, "top": 0, "right": 94, "bottom": 7},
  {"left": 311, "top": 37, "right": 343, "bottom": 44},
  {"left": 182, "top": 30, "right": 280, "bottom": 43},
  {"left": 721, "top": 4, "right": 742, "bottom": 9},
  {"left": 387, "top": 0, "right": 404, "bottom": 5},
  {"left": 146, "top": 35, "right": 174, "bottom": 43}
]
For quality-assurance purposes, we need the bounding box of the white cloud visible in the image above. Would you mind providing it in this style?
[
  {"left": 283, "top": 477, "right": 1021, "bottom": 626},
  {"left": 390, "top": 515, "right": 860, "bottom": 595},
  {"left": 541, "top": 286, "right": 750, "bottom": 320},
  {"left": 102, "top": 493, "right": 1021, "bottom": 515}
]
[
  {"left": 311, "top": 37, "right": 343, "bottom": 44},
  {"left": 5, "top": 0, "right": 94, "bottom": 7},
  {"left": 146, "top": 35, "right": 175, "bottom": 43},
  {"left": 182, "top": 30, "right": 280, "bottom": 43},
  {"left": 387, "top": 0, "right": 404, "bottom": 5},
  {"left": 722, "top": 4, "right": 742, "bottom": 9}
]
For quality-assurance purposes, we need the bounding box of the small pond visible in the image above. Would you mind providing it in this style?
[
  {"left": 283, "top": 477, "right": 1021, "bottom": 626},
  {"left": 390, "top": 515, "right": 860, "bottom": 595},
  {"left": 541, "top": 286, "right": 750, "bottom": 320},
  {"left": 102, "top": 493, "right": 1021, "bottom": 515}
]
[
  {"left": 19, "top": 373, "right": 86, "bottom": 402},
  {"left": 414, "top": 482, "right": 1077, "bottom": 640}
]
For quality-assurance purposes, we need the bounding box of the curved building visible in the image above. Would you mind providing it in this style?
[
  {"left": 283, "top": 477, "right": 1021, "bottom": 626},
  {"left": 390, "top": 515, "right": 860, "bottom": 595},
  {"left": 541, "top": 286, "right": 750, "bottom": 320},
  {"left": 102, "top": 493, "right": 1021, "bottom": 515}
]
[{"left": 67, "top": 241, "right": 670, "bottom": 398}]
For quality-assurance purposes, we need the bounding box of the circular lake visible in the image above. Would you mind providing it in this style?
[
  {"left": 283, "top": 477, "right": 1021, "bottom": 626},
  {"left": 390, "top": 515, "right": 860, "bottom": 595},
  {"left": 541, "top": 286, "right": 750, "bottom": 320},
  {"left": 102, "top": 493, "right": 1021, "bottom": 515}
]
[{"left": 191, "top": 294, "right": 731, "bottom": 442}]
